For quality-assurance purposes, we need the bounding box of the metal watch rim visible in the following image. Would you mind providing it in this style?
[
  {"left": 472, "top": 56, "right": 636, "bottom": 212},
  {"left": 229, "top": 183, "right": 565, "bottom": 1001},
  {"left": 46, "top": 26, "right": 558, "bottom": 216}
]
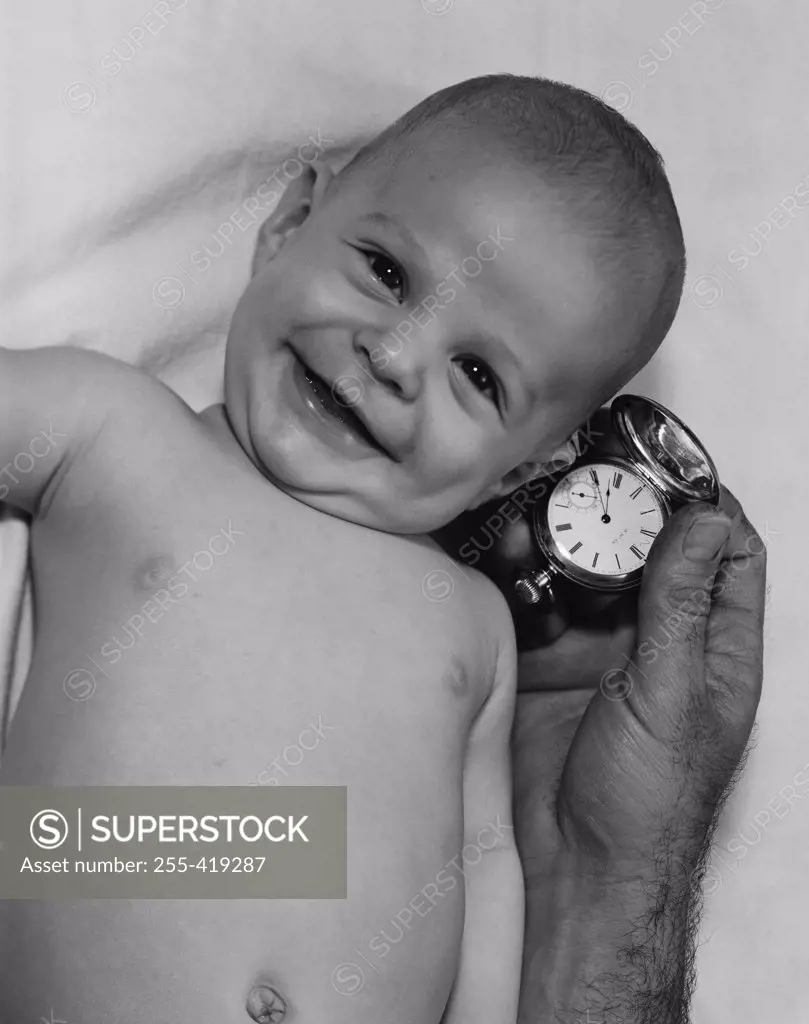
[{"left": 532, "top": 455, "right": 671, "bottom": 592}]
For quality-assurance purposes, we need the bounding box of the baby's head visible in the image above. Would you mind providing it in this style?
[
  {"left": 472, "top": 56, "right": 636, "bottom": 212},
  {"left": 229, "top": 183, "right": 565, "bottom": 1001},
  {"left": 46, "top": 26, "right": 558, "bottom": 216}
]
[{"left": 224, "top": 74, "right": 685, "bottom": 534}]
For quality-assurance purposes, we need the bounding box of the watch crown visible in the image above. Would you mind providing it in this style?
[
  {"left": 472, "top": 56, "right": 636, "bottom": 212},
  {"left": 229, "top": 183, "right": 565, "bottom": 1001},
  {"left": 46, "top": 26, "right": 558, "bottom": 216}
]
[{"left": 514, "top": 569, "right": 555, "bottom": 606}]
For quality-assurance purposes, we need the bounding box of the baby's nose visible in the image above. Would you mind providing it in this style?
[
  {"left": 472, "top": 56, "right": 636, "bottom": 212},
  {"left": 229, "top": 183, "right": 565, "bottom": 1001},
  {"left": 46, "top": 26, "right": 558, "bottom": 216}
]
[
  {"left": 245, "top": 983, "right": 288, "bottom": 1022},
  {"left": 354, "top": 329, "right": 425, "bottom": 402}
]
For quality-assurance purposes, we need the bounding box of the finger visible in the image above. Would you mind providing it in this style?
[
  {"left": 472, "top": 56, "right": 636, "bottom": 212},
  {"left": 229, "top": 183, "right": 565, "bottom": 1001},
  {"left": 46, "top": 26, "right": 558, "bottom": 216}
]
[
  {"left": 512, "top": 687, "right": 595, "bottom": 865},
  {"left": 557, "top": 578, "right": 636, "bottom": 626},
  {"left": 518, "top": 617, "right": 637, "bottom": 690},
  {"left": 704, "top": 488, "right": 767, "bottom": 734},
  {"left": 717, "top": 484, "right": 742, "bottom": 519}
]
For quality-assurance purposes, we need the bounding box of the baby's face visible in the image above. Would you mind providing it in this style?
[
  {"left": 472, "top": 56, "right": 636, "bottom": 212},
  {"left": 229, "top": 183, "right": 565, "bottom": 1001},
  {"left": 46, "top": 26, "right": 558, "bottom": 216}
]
[{"left": 225, "top": 148, "right": 636, "bottom": 534}]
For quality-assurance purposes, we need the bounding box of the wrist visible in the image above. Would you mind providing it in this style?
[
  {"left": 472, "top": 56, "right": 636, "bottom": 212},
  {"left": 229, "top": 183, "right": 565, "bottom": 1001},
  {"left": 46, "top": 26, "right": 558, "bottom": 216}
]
[
  {"left": 519, "top": 848, "right": 698, "bottom": 1024},
  {"left": 554, "top": 805, "right": 709, "bottom": 888}
]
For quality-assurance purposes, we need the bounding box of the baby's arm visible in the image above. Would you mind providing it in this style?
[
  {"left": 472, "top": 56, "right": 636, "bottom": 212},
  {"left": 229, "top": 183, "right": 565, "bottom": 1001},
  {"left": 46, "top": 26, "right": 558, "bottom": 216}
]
[
  {"left": 0, "top": 345, "right": 167, "bottom": 514},
  {"left": 1, "top": 345, "right": 116, "bottom": 513},
  {"left": 442, "top": 594, "right": 524, "bottom": 1024}
]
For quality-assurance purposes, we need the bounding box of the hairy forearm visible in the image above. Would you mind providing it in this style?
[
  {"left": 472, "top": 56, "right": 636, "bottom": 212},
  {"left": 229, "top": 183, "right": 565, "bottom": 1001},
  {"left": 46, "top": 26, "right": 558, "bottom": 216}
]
[{"left": 518, "top": 849, "right": 704, "bottom": 1024}]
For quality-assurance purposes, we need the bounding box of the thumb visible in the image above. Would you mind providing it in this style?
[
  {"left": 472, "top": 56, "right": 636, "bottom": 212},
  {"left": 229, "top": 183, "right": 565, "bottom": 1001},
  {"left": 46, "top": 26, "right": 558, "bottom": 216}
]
[
  {"left": 626, "top": 503, "right": 732, "bottom": 727},
  {"left": 560, "top": 504, "right": 737, "bottom": 865}
]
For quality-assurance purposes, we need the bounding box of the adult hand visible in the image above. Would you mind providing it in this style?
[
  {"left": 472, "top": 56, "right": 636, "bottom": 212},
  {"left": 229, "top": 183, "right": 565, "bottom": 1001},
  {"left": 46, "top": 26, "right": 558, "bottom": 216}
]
[
  {"left": 525, "top": 488, "right": 764, "bottom": 1022},
  {"left": 511, "top": 486, "right": 766, "bottom": 874},
  {"left": 442, "top": 481, "right": 767, "bottom": 1021}
]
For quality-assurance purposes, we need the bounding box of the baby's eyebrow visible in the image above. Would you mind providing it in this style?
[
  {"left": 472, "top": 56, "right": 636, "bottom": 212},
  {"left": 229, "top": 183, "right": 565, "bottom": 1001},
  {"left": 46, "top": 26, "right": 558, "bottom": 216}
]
[
  {"left": 357, "top": 212, "right": 429, "bottom": 266},
  {"left": 465, "top": 328, "right": 541, "bottom": 414}
]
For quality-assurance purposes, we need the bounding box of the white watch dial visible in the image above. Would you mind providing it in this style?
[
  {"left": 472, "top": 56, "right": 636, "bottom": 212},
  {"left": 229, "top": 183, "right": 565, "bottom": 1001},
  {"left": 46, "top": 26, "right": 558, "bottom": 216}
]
[{"left": 548, "top": 463, "right": 666, "bottom": 576}]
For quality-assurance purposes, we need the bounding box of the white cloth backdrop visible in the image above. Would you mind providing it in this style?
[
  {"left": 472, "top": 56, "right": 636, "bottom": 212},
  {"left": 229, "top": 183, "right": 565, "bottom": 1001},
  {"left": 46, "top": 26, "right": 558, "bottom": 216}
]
[{"left": 1, "top": 1, "right": 807, "bottom": 1019}]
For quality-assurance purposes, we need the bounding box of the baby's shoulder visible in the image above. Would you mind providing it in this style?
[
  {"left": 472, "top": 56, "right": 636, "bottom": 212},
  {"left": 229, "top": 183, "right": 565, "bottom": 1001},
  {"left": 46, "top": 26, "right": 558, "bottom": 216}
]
[
  {"left": 77, "top": 348, "right": 198, "bottom": 437},
  {"left": 381, "top": 533, "right": 516, "bottom": 692},
  {"left": 34, "top": 345, "right": 196, "bottom": 458},
  {"left": 41, "top": 347, "right": 205, "bottom": 510},
  {"left": 401, "top": 536, "right": 513, "bottom": 637}
]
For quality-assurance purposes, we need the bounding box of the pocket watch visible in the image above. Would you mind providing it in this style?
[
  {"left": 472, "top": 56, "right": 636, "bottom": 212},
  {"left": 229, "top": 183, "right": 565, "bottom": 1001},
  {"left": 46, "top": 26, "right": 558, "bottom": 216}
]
[{"left": 514, "top": 395, "right": 721, "bottom": 605}]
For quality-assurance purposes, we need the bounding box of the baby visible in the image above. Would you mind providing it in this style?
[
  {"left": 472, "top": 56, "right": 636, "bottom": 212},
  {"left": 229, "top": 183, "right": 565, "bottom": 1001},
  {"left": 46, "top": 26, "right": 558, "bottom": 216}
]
[{"left": 0, "top": 74, "right": 685, "bottom": 1023}]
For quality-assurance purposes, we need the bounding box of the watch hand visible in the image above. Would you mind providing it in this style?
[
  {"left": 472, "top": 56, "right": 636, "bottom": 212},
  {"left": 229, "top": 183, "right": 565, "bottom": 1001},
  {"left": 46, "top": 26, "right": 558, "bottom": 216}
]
[
  {"left": 604, "top": 483, "right": 611, "bottom": 516},
  {"left": 592, "top": 479, "right": 607, "bottom": 515}
]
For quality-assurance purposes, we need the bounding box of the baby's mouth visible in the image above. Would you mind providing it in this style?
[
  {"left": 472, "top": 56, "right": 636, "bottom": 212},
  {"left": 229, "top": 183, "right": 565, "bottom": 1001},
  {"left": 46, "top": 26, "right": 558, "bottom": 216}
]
[{"left": 297, "top": 357, "right": 392, "bottom": 459}]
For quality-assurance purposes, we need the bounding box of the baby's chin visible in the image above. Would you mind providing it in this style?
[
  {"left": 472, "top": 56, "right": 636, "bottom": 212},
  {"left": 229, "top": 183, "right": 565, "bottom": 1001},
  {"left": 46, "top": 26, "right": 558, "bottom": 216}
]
[
  {"left": 227, "top": 408, "right": 460, "bottom": 537},
  {"left": 264, "top": 463, "right": 463, "bottom": 536},
  {"left": 246, "top": 439, "right": 468, "bottom": 536}
]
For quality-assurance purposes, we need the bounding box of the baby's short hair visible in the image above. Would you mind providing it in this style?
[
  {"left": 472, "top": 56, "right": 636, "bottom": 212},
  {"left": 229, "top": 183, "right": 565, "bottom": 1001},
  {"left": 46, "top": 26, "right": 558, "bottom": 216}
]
[{"left": 342, "top": 74, "right": 686, "bottom": 365}]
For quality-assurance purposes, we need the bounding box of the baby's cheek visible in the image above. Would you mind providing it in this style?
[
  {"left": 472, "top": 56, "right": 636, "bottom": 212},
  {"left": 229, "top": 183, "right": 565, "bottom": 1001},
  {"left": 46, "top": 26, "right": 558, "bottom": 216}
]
[
  {"left": 418, "top": 456, "right": 484, "bottom": 513},
  {"left": 429, "top": 426, "right": 493, "bottom": 481}
]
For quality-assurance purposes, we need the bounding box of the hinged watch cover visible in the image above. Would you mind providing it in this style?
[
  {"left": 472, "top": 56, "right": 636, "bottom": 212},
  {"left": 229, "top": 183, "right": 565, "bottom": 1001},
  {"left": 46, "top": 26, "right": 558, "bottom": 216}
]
[{"left": 610, "top": 395, "right": 720, "bottom": 506}]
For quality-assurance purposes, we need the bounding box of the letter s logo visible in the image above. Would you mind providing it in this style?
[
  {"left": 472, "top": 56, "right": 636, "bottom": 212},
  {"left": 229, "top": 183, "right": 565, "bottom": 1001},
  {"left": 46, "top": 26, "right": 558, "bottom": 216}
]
[{"left": 30, "top": 809, "right": 69, "bottom": 849}]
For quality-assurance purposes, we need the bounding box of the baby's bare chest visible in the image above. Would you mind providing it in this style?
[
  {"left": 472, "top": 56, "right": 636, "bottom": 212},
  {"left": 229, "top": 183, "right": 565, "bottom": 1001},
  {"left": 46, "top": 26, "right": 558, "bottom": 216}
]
[
  {"left": 1, "top": 406, "right": 505, "bottom": 1023},
  {"left": 24, "top": 471, "right": 488, "bottom": 787}
]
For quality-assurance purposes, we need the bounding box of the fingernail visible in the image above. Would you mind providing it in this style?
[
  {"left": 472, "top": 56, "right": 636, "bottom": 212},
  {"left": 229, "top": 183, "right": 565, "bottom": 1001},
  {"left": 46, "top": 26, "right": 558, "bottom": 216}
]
[{"left": 683, "top": 515, "right": 731, "bottom": 561}]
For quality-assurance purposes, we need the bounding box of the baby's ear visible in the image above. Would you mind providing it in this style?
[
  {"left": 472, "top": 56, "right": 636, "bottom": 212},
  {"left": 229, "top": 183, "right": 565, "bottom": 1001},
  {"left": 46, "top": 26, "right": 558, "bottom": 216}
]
[{"left": 251, "top": 161, "right": 336, "bottom": 276}]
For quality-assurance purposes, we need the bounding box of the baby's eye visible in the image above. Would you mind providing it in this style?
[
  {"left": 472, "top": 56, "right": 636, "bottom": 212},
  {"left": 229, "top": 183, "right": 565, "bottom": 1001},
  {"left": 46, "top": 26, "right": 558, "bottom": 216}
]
[
  {"left": 457, "top": 357, "right": 500, "bottom": 408},
  {"left": 361, "top": 249, "right": 406, "bottom": 303},
  {"left": 365, "top": 251, "right": 405, "bottom": 300}
]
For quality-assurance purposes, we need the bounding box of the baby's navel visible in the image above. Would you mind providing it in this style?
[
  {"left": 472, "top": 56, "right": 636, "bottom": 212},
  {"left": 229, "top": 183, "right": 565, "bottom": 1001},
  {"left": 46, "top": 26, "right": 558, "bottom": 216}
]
[{"left": 246, "top": 983, "right": 288, "bottom": 1022}]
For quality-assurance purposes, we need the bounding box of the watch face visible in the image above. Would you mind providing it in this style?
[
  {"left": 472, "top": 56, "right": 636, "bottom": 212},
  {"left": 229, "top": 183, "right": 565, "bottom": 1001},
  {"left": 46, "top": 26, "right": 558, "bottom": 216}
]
[{"left": 545, "top": 461, "right": 667, "bottom": 579}]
